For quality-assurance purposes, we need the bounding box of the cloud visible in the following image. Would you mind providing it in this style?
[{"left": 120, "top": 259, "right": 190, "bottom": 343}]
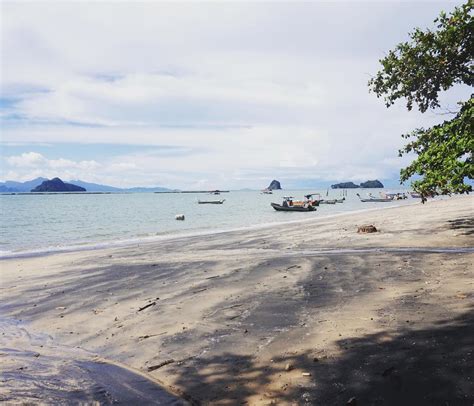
[
  {"left": 1, "top": 1, "right": 468, "bottom": 188},
  {"left": 6, "top": 152, "right": 100, "bottom": 172},
  {"left": 6, "top": 152, "right": 45, "bottom": 167}
]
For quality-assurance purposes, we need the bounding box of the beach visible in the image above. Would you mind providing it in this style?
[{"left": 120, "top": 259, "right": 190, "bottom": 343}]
[{"left": 1, "top": 196, "right": 473, "bottom": 405}]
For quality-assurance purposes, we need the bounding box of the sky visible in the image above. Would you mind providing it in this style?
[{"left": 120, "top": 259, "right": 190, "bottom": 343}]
[{"left": 0, "top": 1, "right": 469, "bottom": 189}]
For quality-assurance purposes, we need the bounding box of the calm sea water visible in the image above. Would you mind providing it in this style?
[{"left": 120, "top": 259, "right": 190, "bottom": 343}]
[{"left": 1, "top": 189, "right": 417, "bottom": 257}]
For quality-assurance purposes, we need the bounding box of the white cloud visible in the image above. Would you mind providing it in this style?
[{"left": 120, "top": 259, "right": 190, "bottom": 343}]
[
  {"left": 1, "top": 1, "right": 468, "bottom": 188},
  {"left": 6, "top": 152, "right": 100, "bottom": 173},
  {"left": 6, "top": 152, "right": 46, "bottom": 167}
]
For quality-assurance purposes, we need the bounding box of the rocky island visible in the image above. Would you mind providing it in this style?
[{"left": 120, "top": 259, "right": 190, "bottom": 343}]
[
  {"left": 360, "top": 179, "right": 384, "bottom": 188},
  {"left": 267, "top": 180, "right": 282, "bottom": 190},
  {"left": 331, "top": 179, "right": 384, "bottom": 189},
  {"left": 31, "top": 178, "right": 86, "bottom": 192},
  {"left": 330, "top": 181, "right": 360, "bottom": 189}
]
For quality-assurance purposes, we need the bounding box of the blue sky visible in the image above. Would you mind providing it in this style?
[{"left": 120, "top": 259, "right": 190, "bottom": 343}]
[{"left": 0, "top": 1, "right": 469, "bottom": 189}]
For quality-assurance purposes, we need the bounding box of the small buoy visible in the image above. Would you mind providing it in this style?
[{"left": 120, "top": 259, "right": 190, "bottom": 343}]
[{"left": 175, "top": 214, "right": 185, "bottom": 221}]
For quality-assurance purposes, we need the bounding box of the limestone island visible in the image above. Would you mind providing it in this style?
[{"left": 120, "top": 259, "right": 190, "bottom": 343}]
[
  {"left": 31, "top": 177, "right": 87, "bottom": 192},
  {"left": 331, "top": 179, "right": 384, "bottom": 189},
  {"left": 267, "top": 179, "right": 282, "bottom": 190}
]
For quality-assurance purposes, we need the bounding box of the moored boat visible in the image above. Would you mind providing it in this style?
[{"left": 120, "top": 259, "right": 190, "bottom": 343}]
[
  {"left": 356, "top": 193, "right": 393, "bottom": 202},
  {"left": 303, "top": 194, "right": 321, "bottom": 207},
  {"left": 271, "top": 197, "right": 316, "bottom": 212},
  {"left": 319, "top": 199, "right": 337, "bottom": 204},
  {"left": 381, "top": 192, "right": 407, "bottom": 200},
  {"left": 198, "top": 199, "right": 225, "bottom": 204}
]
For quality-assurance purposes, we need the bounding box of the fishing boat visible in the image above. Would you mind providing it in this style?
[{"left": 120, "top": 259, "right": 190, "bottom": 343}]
[
  {"left": 319, "top": 199, "right": 337, "bottom": 204},
  {"left": 356, "top": 193, "right": 393, "bottom": 202},
  {"left": 381, "top": 192, "right": 407, "bottom": 200},
  {"left": 261, "top": 189, "right": 273, "bottom": 194},
  {"left": 410, "top": 192, "right": 422, "bottom": 198},
  {"left": 303, "top": 194, "right": 320, "bottom": 207},
  {"left": 271, "top": 197, "right": 316, "bottom": 212},
  {"left": 198, "top": 199, "right": 225, "bottom": 204}
]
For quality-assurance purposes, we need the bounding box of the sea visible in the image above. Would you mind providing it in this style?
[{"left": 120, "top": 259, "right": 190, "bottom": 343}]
[{"left": 0, "top": 189, "right": 419, "bottom": 258}]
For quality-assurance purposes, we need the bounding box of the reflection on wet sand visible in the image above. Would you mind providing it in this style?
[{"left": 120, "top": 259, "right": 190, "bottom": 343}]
[{"left": 0, "top": 318, "right": 185, "bottom": 405}]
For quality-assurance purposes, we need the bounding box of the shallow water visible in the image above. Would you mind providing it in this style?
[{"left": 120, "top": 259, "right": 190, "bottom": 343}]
[
  {"left": 1, "top": 189, "right": 418, "bottom": 257},
  {"left": 0, "top": 318, "right": 185, "bottom": 404}
]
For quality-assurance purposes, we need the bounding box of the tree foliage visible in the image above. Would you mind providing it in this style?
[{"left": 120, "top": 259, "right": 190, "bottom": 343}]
[{"left": 368, "top": 2, "right": 473, "bottom": 200}]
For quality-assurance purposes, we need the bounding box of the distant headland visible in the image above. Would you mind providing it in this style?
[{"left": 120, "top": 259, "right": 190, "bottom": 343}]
[
  {"left": 331, "top": 179, "right": 384, "bottom": 189},
  {"left": 32, "top": 178, "right": 86, "bottom": 192}
]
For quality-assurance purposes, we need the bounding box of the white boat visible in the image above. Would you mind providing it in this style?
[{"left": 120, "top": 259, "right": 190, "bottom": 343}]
[
  {"left": 357, "top": 193, "right": 393, "bottom": 202},
  {"left": 381, "top": 192, "right": 407, "bottom": 200}
]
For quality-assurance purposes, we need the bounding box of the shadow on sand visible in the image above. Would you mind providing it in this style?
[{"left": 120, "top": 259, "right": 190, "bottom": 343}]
[
  {"left": 448, "top": 216, "right": 474, "bottom": 236},
  {"left": 171, "top": 308, "right": 474, "bottom": 405}
]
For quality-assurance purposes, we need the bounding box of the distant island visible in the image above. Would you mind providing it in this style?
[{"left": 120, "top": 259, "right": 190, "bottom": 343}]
[
  {"left": 0, "top": 177, "right": 173, "bottom": 193},
  {"left": 331, "top": 179, "right": 384, "bottom": 189},
  {"left": 267, "top": 180, "right": 282, "bottom": 190},
  {"left": 360, "top": 180, "right": 384, "bottom": 188},
  {"left": 32, "top": 178, "right": 86, "bottom": 192},
  {"left": 330, "top": 181, "right": 360, "bottom": 189}
]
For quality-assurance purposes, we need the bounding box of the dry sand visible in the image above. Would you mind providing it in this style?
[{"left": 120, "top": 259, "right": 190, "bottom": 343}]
[{"left": 1, "top": 196, "right": 473, "bottom": 405}]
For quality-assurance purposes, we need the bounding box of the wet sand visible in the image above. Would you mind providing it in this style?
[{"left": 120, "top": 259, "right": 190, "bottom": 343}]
[{"left": 1, "top": 196, "right": 473, "bottom": 405}]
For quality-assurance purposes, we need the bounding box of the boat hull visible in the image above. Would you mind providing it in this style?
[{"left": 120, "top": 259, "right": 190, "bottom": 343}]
[
  {"left": 271, "top": 203, "right": 316, "bottom": 212},
  {"left": 198, "top": 200, "right": 225, "bottom": 204}
]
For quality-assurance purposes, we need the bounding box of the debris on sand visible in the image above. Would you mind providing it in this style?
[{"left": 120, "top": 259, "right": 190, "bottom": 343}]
[
  {"left": 138, "top": 302, "right": 156, "bottom": 312},
  {"left": 147, "top": 359, "right": 175, "bottom": 372},
  {"left": 357, "top": 225, "right": 377, "bottom": 233}
]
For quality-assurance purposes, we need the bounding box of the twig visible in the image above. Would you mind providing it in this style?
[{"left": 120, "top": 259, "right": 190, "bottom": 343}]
[
  {"left": 138, "top": 302, "right": 156, "bottom": 312},
  {"left": 138, "top": 332, "right": 168, "bottom": 341},
  {"left": 147, "top": 359, "right": 175, "bottom": 372}
]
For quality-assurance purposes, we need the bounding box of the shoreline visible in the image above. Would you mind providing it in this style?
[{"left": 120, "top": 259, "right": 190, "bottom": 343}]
[
  {"left": 1, "top": 196, "right": 473, "bottom": 404},
  {"left": 1, "top": 198, "right": 426, "bottom": 260}
]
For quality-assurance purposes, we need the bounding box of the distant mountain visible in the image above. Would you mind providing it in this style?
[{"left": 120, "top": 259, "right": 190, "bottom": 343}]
[
  {"left": 0, "top": 177, "right": 48, "bottom": 192},
  {"left": 67, "top": 180, "right": 122, "bottom": 192},
  {"left": 0, "top": 177, "right": 173, "bottom": 193},
  {"left": 69, "top": 180, "right": 172, "bottom": 192},
  {"left": 32, "top": 178, "right": 86, "bottom": 192}
]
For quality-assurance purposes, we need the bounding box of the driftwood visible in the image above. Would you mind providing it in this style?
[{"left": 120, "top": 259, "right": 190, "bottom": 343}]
[
  {"left": 147, "top": 359, "right": 175, "bottom": 372},
  {"left": 138, "top": 332, "right": 168, "bottom": 341},
  {"left": 138, "top": 301, "right": 156, "bottom": 312}
]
